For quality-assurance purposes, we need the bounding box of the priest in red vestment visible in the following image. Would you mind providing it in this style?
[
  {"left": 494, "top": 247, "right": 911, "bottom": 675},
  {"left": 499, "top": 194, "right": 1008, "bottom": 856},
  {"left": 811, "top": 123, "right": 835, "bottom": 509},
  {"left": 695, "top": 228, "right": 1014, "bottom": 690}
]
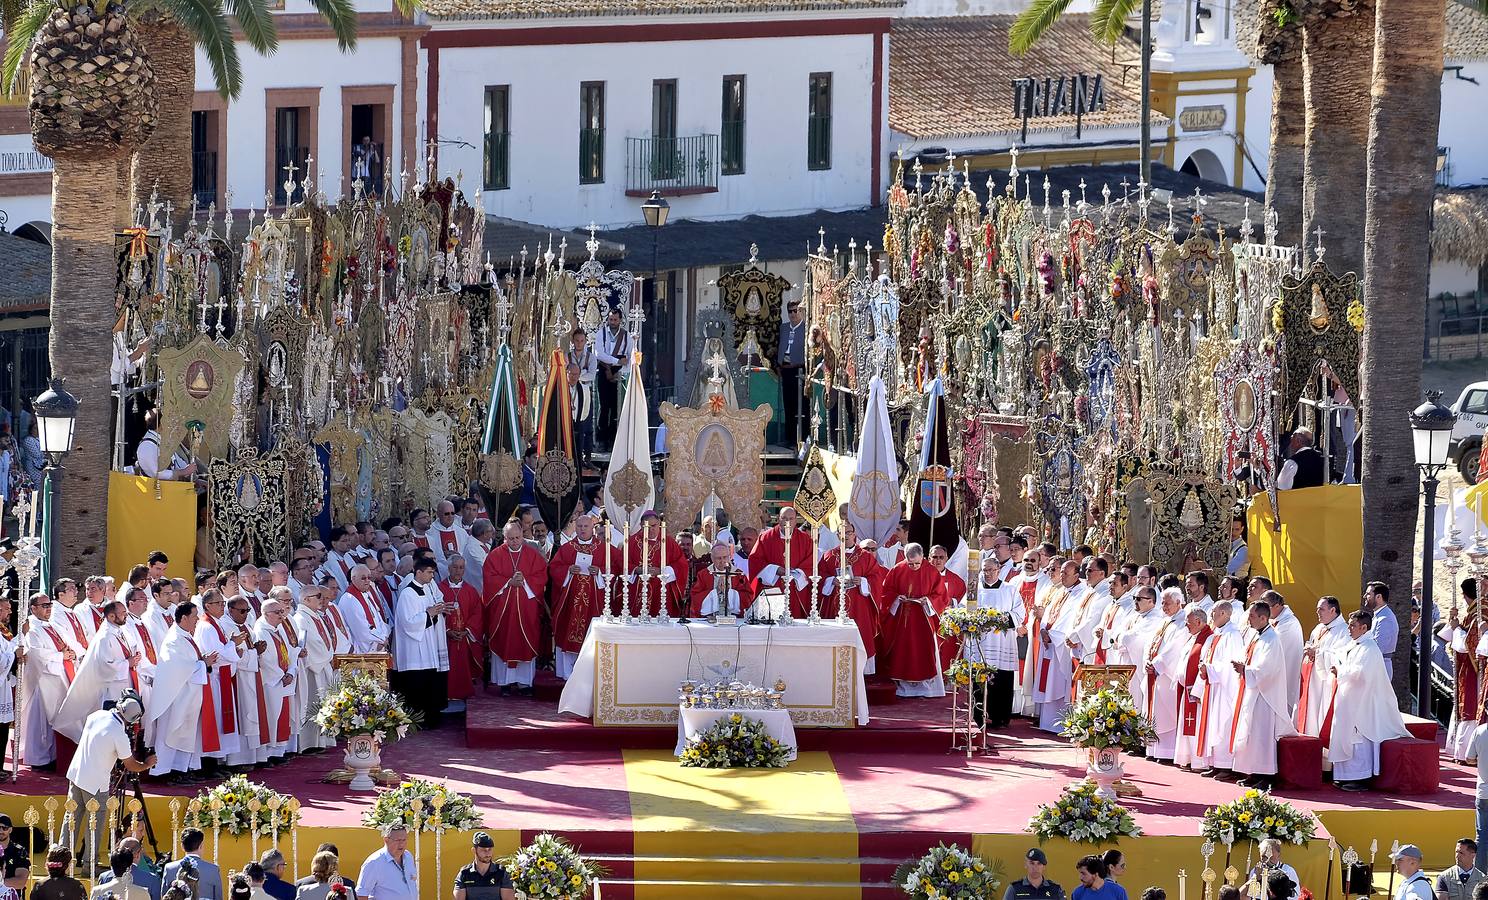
[
  {"left": 930, "top": 544, "right": 966, "bottom": 671},
  {"left": 689, "top": 543, "right": 754, "bottom": 617},
  {"left": 438, "top": 555, "right": 485, "bottom": 707},
  {"left": 484, "top": 521, "right": 550, "bottom": 696},
  {"left": 1173, "top": 609, "right": 1214, "bottom": 770},
  {"left": 817, "top": 523, "right": 884, "bottom": 672},
  {"left": 623, "top": 511, "right": 684, "bottom": 617},
  {"left": 550, "top": 514, "right": 613, "bottom": 677},
  {"left": 879, "top": 544, "right": 949, "bottom": 697},
  {"left": 749, "top": 505, "right": 819, "bottom": 620}
]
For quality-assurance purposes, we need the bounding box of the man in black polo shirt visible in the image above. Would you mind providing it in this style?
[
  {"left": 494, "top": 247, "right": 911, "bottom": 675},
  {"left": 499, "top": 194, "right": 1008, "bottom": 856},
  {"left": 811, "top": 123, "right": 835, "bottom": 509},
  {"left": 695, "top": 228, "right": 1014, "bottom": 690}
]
[
  {"left": 1004, "top": 849, "right": 1066, "bottom": 900},
  {"left": 0, "top": 814, "right": 32, "bottom": 892},
  {"left": 452, "top": 833, "right": 513, "bottom": 900}
]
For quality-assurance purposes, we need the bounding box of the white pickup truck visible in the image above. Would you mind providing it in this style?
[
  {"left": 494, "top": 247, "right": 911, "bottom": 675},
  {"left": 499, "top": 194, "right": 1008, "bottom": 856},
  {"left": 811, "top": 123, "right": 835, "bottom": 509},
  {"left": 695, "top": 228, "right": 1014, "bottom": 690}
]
[{"left": 1449, "top": 381, "right": 1488, "bottom": 482}]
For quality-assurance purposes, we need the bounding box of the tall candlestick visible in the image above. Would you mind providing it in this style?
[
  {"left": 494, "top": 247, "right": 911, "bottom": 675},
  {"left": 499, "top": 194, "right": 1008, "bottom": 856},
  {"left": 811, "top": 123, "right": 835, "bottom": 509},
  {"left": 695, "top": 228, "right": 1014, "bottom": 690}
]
[
  {"left": 836, "top": 520, "right": 849, "bottom": 625},
  {"left": 603, "top": 519, "right": 615, "bottom": 621},
  {"left": 1446, "top": 473, "right": 1457, "bottom": 535},
  {"left": 660, "top": 522, "right": 668, "bottom": 620},
  {"left": 622, "top": 518, "right": 632, "bottom": 621},
  {"left": 781, "top": 522, "right": 794, "bottom": 625}
]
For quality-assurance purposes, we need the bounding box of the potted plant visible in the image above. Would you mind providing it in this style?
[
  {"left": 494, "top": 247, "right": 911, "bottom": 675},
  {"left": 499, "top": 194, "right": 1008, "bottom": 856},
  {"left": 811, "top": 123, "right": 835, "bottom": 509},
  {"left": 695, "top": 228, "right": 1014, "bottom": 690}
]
[
  {"left": 312, "top": 670, "right": 417, "bottom": 790},
  {"left": 1060, "top": 687, "right": 1156, "bottom": 799},
  {"left": 1201, "top": 790, "right": 1318, "bottom": 845},
  {"left": 676, "top": 713, "right": 792, "bottom": 769},
  {"left": 895, "top": 843, "right": 1002, "bottom": 899},
  {"left": 506, "top": 833, "right": 603, "bottom": 899},
  {"left": 1027, "top": 782, "right": 1143, "bottom": 845},
  {"left": 182, "top": 776, "right": 299, "bottom": 837},
  {"left": 363, "top": 780, "right": 483, "bottom": 833}
]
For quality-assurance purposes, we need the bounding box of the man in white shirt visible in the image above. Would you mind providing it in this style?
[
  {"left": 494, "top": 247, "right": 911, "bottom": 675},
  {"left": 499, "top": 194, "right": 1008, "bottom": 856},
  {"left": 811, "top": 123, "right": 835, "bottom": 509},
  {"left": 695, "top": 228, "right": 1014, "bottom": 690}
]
[
  {"left": 1231, "top": 601, "right": 1297, "bottom": 789},
  {"left": 358, "top": 824, "right": 417, "bottom": 900},
  {"left": 594, "top": 308, "right": 629, "bottom": 452},
  {"left": 1392, "top": 845, "right": 1435, "bottom": 900},
  {"left": 133, "top": 409, "right": 196, "bottom": 481},
  {"left": 65, "top": 695, "right": 154, "bottom": 861}
]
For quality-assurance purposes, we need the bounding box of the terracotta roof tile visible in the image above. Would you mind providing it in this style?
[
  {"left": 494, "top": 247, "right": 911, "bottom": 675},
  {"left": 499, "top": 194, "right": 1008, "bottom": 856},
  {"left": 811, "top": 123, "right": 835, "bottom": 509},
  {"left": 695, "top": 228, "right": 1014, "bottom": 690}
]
[
  {"left": 890, "top": 15, "right": 1163, "bottom": 141},
  {"left": 1447, "top": 0, "right": 1488, "bottom": 60},
  {"left": 423, "top": 0, "right": 899, "bottom": 21}
]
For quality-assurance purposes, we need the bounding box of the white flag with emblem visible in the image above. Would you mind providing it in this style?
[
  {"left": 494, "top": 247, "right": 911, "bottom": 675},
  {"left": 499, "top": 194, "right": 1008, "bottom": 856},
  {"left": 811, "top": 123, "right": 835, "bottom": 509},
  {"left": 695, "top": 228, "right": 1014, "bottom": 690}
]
[
  {"left": 603, "top": 357, "right": 655, "bottom": 539},
  {"left": 846, "top": 375, "right": 900, "bottom": 546}
]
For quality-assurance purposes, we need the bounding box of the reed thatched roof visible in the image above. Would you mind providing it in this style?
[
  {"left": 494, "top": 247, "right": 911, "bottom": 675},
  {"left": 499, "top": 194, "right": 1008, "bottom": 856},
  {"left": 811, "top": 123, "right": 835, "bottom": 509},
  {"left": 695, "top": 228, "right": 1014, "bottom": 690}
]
[{"left": 1434, "top": 186, "right": 1488, "bottom": 267}]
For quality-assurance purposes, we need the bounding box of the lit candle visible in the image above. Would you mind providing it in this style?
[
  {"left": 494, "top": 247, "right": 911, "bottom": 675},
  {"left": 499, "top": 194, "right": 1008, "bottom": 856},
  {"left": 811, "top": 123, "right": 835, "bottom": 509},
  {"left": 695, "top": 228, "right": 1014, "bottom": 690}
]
[
  {"left": 1446, "top": 474, "right": 1456, "bottom": 534},
  {"left": 623, "top": 518, "right": 631, "bottom": 615},
  {"left": 660, "top": 521, "right": 668, "bottom": 601}
]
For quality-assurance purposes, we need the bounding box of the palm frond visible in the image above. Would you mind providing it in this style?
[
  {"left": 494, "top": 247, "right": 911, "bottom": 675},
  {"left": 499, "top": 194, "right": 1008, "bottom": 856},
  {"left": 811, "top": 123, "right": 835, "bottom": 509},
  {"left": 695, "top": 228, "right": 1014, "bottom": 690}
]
[
  {"left": 1, "top": 0, "right": 49, "bottom": 99},
  {"left": 389, "top": 0, "right": 418, "bottom": 18},
  {"left": 225, "top": 0, "right": 279, "bottom": 55},
  {"left": 1009, "top": 0, "right": 1079, "bottom": 54},
  {"left": 1090, "top": 0, "right": 1142, "bottom": 44},
  {"left": 302, "top": 0, "right": 358, "bottom": 52},
  {"left": 157, "top": 0, "right": 242, "bottom": 98}
]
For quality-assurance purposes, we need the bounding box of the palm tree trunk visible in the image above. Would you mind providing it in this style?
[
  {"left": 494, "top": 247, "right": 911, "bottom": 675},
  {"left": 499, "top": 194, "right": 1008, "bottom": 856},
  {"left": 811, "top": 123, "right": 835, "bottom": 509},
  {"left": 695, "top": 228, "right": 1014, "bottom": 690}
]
[
  {"left": 1360, "top": 0, "right": 1443, "bottom": 703},
  {"left": 116, "top": 158, "right": 133, "bottom": 228},
  {"left": 1266, "top": 55, "right": 1306, "bottom": 247},
  {"left": 130, "top": 15, "right": 195, "bottom": 219},
  {"left": 50, "top": 157, "right": 121, "bottom": 578},
  {"left": 1301, "top": 3, "right": 1374, "bottom": 275}
]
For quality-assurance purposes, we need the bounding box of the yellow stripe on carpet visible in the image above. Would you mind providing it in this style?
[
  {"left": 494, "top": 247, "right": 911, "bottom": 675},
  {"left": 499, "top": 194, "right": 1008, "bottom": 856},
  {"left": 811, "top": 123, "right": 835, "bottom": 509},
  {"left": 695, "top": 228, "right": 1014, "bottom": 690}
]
[{"left": 625, "top": 750, "right": 860, "bottom": 896}]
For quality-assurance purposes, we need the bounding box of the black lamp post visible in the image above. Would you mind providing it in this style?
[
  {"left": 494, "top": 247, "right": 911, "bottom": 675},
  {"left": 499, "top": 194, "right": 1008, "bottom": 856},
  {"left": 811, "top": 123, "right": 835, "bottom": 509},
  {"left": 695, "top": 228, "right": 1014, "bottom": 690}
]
[
  {"left": 1409, "top": 390, "right": 1457, "bottom": 716},
  {"left": 33, "top": 378, "right": 78, "bottom": 581},
  {"left": 640, "top": 190, "right": 669, "bottom": 392}
]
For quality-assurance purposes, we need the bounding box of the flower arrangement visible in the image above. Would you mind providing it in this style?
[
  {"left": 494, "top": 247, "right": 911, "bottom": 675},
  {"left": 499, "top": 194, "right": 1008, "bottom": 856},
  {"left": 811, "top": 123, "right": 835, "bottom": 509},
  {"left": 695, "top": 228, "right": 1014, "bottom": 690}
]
[
  {"left": 938, "top": 607, "right": 1016, "bottom": 640},
  {"left": 1201, "top": 790, "right": 1318, "bottom": 845},
  {"left": 895, "top": 843, "right": 1002, "bottom": 900},
  {"left": 677, "top": 713, "right": 792, "bottom": 769},
  {"left": 362, "top": 779, "right": 483, "bottom": 833},
  {"left": 946, "top": 658, "right": 992, "bottom": 687},
  {"left": 181, "top": 776, "right": 299, "bottom": 837},
  {"left": 313, "top": 670, "right": 417, "bottom": 742},
  {"left": 1060, "top": 687, "right": 1157, "bottom": 752},
  {"left": 506, "top": 832, "right": 603, "bottom": 900},
  {"left": 1027, "top": 782, "right": 1142, "bottom": 844}
]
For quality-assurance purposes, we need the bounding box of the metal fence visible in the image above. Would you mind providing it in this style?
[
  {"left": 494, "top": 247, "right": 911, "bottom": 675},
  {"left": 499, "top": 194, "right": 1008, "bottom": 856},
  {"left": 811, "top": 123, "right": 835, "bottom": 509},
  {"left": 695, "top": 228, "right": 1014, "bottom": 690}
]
[{"left": 625, "top": 134, "right": 718, "bottom": 195}]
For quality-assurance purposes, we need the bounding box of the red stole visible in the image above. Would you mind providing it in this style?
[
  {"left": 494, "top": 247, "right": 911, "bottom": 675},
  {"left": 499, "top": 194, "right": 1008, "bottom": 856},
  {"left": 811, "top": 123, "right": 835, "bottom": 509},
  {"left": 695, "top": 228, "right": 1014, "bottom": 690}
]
[
  {"left": 61, "top": 608, "right": 89, "bottom": 649},
  {"left": 89, "top": 606, "right": 106, "bottom": 632},
  {"left": 1180, "top": 626, "right": 1212, "bottom": 736},
  {"left": 1036, "top": 588, "right": 1072, "bottom": 693},
  {"left": 133, "top": 621, "right": 157, "bottom": 665},
  {"left": 437, "top": 528, "right": 460, "bottom": 557},
  {"left": 347, "top": 586, "right": 379, "bottom": 628},
  {"left": 118, "top": 635, "right": 138, "bottom": 692},
  {"left": 270, "top": 632, "right": 292, "bottom": 742},
  {"left": 413, "top": 533, "right": 431, "bottom": 551},
  {"left": 1145, "top": 619, "right": 1175, "bottom": 719},
  {"left": 1196, "top": 631, "right": 1223, "bottom": 751},
  {"left": 1229, "top": 635, "right": 1261, "bottom": 752},
  {"left": 186, "top": 634, "right": 221, "bottom": 754},
  {"left": 206, "top": 617, "right": 237, "bottom": 734},
  {"left": 1018, "top": 579, "right": 1038, "bottom": 683},
  {"left": 325, "top": 604, "right": 350, "bottom": 646},
  {"left": 39, "top": 625, "right": 76, "bottom": 683}
]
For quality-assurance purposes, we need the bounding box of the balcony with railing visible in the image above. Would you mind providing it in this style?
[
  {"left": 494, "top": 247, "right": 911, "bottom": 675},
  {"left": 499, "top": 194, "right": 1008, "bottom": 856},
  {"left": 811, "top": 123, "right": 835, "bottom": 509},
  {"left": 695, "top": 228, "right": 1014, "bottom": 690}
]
[{"left": 625, "top": 133, "right": 718, "bottom": 197}]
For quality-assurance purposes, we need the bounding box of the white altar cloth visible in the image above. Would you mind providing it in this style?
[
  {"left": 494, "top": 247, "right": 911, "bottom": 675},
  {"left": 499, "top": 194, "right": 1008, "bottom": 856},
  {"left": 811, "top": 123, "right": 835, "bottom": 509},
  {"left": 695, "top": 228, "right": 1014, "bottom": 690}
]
[
  {"left": 675, "top": 707, "right": 799, "bottom": 761},
  {"left": 557, "top": 621, "right": 870, "bottom": 727}
]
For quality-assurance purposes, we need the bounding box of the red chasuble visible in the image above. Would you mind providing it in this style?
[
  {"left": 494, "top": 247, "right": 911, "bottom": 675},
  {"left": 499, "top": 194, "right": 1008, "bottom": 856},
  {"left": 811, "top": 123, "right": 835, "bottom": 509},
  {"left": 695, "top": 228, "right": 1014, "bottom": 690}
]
[
  {"left": 623, "top": 530, "right": 685, "bottom": 617},
  {"left": 687, "top": 568, "right": 754, "bottom": 617},
  {"left": 936, "top": 569, "right": 967, "bottom": 671},
  {"left": 483, "top": 543, "right": 550, "bottom": 666},
  {"left": 817, "top": 546, "right": 884, "bottom": 658},
  {"left": 878, "top": 561, "right": 948, "bottom": 683},
  {"left": 549, "top": 537, "right": 613, "bottom": 653},
  {"left": 748, "top": 525, "right": 818, "bottom": 620},
  {"left": 437, "top": 579, "right": 485, "bottom": 699},
  {"left": 1180, "top": 625, "right": 1212, "bottom": 737}
]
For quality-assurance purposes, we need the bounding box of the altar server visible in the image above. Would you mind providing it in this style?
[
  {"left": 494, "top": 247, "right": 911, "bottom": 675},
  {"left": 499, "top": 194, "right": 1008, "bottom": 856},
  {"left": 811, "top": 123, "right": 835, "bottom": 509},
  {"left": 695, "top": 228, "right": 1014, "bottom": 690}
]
[
  {"left": 194, "top": 589, "right": 242, "bottom": 765},
  {"left": 750, "top": 506, "right": 817, "bottom": 621},
  {"left": 1230, "top": 601, "right": 1297, "bottom": 789},
  {"left": 438, "top": 555, "right": 485, "bottom": 706},
  {"left": 690, "top": 542, "right": 754, "bottom": 618},
  {"left": 548, "top": 515, "right": 608, "bottom": 678},
  {"left": 146, "top": 602, "right": 214, "bottom": 780},
  {"left": 392, "top": 559, "right": 450, "bottom": 727},
  {"left": 879, "top": 544, "right": 948, "bottom": 698},
  {"left": 1327, "top": 609, "right": 1412, "bottom": 790},
  {"left": 55, "top": 600, "right": 135, "bottom": 743},
  {"left": 339, "top": 565, "right": 392, "bottom": 654},
  {"left": 1174, "top": 606, "right": 1215, "bottom": 769},
  {"left": 254, "top": 594, "right": 299, "bottom": 763},
  {"left": 22, "top": 592, "right": 76, "bottom": 766},
  {"left": 1194, "top": 598, "right": 1244, "bottom": 776},
  {"left": 818, "top": 523, "right": 884, "bottom": 671},
  {"left": 969, "top": 553, "right": 1024, "bottom": 728},
  {"left": 1296, "top": 596, "right": 1350, "bottom": 736},
  {"left": 484, "top": 522, "right": 549, "bottom": 696}
]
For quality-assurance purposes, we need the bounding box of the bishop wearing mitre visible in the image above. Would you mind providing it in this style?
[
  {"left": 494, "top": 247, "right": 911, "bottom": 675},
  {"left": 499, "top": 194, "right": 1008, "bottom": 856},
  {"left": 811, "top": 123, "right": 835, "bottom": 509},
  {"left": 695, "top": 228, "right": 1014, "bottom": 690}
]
[
  {"left": 549, "top": 514, "right": 610, "bottom": 678},
  {"left": 818, "top": 523, "right": 883, "bottom": 672},
  {"left": 484, "top": 521, "right": 549, "bottom": 695},
  {"left": 690, "top": 543, "right": 754, "bottom": 617},
  {"left": 624, "top": 511, "right": 683, "bottom": 618},
  {"left": 878, "top": 543, "right": 948, "bottom": 698},
  {"left": 749, "top": 506, "right": 817, "bottom": 620}
]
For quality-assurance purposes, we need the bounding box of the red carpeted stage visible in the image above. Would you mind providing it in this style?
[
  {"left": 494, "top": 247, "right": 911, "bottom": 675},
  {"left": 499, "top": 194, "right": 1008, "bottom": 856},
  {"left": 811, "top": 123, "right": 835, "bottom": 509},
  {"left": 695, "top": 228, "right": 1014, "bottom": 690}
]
[{"left": 1, "top": 681, "right": 1474, "bottom": 899}]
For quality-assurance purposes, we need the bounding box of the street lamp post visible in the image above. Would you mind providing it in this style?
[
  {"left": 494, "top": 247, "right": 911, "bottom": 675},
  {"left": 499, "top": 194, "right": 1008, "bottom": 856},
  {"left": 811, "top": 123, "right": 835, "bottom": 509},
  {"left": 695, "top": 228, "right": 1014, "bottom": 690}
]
[
  {"left": 641, "top": 190, "right": 669, "bottom": 393},
  {"left": 33, "top": 378, "right": 78, "bottom": 582},
  {"left": 1410, "top": 390, "right": 1457, "bottom": 717}
]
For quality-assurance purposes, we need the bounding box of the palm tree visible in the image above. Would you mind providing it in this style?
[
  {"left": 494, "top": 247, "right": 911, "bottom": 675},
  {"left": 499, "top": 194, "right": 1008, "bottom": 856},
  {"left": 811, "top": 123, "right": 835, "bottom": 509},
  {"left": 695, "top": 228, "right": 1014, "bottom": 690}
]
[
  {"left": 1299, "top": 1, "right": 1374, "bottom": 275},
  {"left": 9, "top": 0, "right": 157, "bottom": 577},
  {"left": 1359, "top": 0, "right": 1444, "bottom": 701},
  {"left": 1257, "top": 0, "right": 1304, "bottom": 246},
  {"left": 1010, "top": 0, "right": 1153, "bottom": 185}
]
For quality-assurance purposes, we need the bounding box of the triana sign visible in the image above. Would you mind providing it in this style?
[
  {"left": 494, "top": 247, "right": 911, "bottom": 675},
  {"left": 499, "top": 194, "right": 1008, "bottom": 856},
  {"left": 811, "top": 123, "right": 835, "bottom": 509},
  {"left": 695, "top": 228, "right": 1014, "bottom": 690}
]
[
  {"left": 1012, "top": 74, "right": 1106, "bottom": 140},
  {"left": 1178, "top": 104, "right": 1227, "bottom": 132}
]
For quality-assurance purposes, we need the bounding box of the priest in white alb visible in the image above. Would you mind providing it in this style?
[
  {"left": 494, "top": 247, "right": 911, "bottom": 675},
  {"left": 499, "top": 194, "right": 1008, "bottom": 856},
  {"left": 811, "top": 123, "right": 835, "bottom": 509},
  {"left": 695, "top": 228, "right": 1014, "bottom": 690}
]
[
  {"left": 194, "top": 589, "right": 242, "bottom": 767},
  {"left": 22, "top": 592, "right": 78, "bottom": 766},
  {"left": 1030, "top": 560, "right": 1081, "bottom": 731},
  {"left": 1327, "top": 609, "right": 1412, "bottom": 791},
  {"left": 339, "top": 564, "right": 392, "bottom": 653},
  {"left": 294, "top": 586, "right": 339, "bottom": 751},
  {"left": 253, "top": 595, "right": 299, "bottom": 764},
  {"left": 54, "top": 599, "right": 135, "bottom": 744},
  {"left": 1264, "top": 590, "right": 1306, "bottom": 713},
  {"left": 224, "top": 593, "right": 267, "bottom": 768},
  {"left": 1230, "top": 600, "right": 1297, "bottom": 789},
  {"left": 429, "top": 500, "right": 471, "bottom": 580},
  {"left": 1194, "top": 597, "right": 1244, "bottom": 777},
  {"left": 1137, "top": 589, "right": 1190, "bottom": 762},
  {"left": 145, "top": 601, "right": 216, "bottom": 782},
  {"left": 1296, "top": 596, "right": 1350, "bottom": 737}
]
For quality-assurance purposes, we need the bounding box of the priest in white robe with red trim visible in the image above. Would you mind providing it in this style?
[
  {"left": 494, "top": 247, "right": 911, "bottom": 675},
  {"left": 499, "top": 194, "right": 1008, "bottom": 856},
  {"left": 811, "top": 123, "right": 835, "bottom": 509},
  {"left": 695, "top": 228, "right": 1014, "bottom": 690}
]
[
  {"left": 293, "top": 586, "right": 339, "bottom": 751},
  {"left": 339, "top": 564, "right": 392, "bottom": 654},
  {"left": 1194, "top": 598, "right": 1244, "bottom": 774},
  {"left": 54, "top": 599, "right": 135, "bottom": 743},
  {"left": 253, "top": 595, "right": 299, "bottom": 763},
  {"left": 225, "top": 595, "right": 268, "bottom": 767},
  {"left": 430, "top": 500, "right": 471, "bottom": 580},
  {"left": 22, "top": 595, "right": 79, "bottom": 766},
  {"left": 1327, "top": 609, "right": 1411, "bottom": 789},
  {"left": 194, "top": 589, "right": 242, "bottom": 763},
  {"left": 1173, "top": 606, "right": 1214, "bottom": 769},
  {"left": 1296, "top": 596, "right": 1350, "bottom": 737},
  {"left": 1230, "top": 601, "right": 1297, "bottom": 788},
  {"left": 1137, "top": 590, "right": 1190, "bottom": 761},
  {"left": 146, "top": 601, "right": 216, "bottom": 779}
]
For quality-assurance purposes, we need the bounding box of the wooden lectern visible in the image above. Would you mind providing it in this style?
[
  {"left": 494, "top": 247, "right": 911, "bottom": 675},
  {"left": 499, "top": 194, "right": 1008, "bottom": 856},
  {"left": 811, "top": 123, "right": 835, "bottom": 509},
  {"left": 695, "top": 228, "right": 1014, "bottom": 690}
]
[
  {"left": 1073, "top": 664, "right": 1137, "bottom": 703},
  {"left": 332, "top": 653, "right": 392, "bottom": 686}
]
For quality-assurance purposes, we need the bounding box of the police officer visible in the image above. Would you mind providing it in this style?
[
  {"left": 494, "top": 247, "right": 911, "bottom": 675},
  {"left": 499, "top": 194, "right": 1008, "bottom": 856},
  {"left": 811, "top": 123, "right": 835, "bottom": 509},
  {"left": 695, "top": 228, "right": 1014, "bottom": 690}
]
[{"left": 1004, "top": 849, "right": 1066, "bottom": 900}]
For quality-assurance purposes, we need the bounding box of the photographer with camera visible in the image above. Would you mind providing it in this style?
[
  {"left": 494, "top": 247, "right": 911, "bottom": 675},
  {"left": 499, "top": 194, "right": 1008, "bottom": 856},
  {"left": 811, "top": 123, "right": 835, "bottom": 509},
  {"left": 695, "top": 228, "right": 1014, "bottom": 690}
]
[{"left": 64, "top": 692, "right": 155, "bottom": 865}]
